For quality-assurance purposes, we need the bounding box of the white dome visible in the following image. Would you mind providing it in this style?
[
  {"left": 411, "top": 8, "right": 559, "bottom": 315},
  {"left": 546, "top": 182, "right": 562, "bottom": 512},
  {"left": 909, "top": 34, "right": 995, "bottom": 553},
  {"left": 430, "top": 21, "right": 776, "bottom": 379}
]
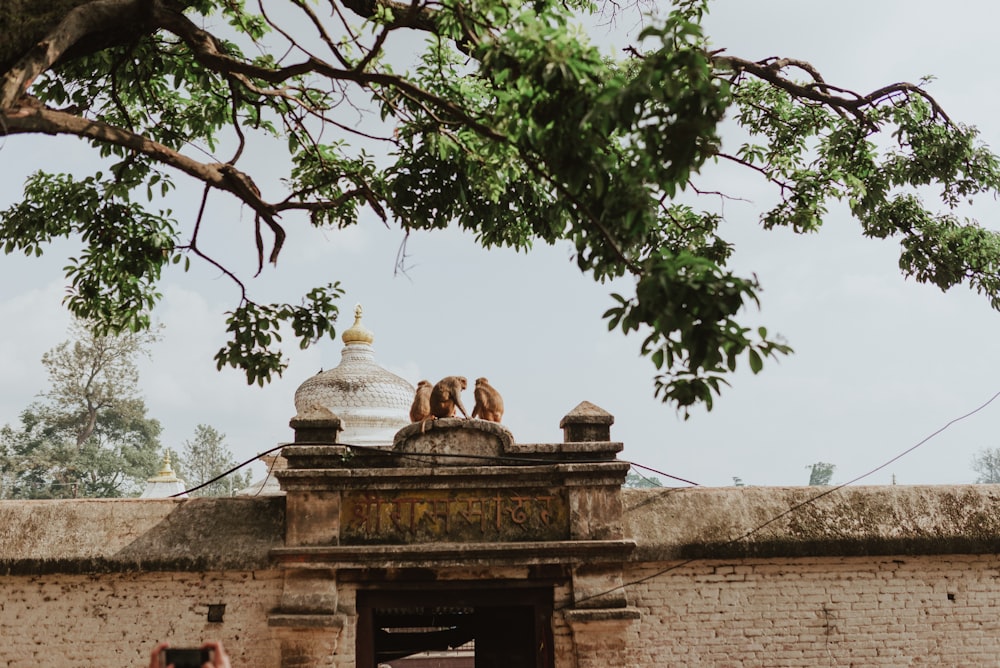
[
  {"left": 292, "top": 306, "right": 414, "bottom": 446},
  {"left": 140, "top": 452, "right": 188, "bottom": 498}
]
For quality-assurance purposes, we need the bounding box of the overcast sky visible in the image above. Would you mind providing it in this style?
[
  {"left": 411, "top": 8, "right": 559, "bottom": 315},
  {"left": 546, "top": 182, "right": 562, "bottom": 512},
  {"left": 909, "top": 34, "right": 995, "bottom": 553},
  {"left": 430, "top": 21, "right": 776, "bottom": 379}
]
[{"left": 1, "top": 1, "right": 999, "bottom": 488}]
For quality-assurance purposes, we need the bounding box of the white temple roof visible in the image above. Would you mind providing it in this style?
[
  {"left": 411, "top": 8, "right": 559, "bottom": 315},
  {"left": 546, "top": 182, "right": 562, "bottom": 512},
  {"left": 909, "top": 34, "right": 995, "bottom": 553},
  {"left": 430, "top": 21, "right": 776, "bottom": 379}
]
[
  {"left": 292, "top": 305, "right": 414, "bottom": 446},
  {"left": 139, "top": 452, "right": 188, "bottom": 498},
  {"left": 240, "top": 305, "right": 414, "bottom": 496}
]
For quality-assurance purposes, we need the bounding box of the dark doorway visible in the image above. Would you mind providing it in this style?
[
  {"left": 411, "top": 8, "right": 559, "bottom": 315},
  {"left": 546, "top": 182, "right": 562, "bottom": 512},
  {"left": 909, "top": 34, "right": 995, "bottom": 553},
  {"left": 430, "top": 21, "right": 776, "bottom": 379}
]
[{"left": 357, "top": 586, "right": 554, "bottom": 668}]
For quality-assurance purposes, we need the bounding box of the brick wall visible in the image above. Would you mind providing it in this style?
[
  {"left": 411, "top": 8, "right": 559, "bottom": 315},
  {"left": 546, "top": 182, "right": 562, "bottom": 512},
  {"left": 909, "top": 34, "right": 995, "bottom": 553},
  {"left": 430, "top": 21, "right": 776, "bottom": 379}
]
[
  {"left": 0, "top": 570, "right": 284, "bottom": 667},
  {"left": 6, "top": 556, "right": 1000, "bottom": 667},
  {"left": 625, "top": 555, "right": 1000, "bottom": 666},
  {"left": 4, "top": 486, "right": 1000, "bottom": 666}
]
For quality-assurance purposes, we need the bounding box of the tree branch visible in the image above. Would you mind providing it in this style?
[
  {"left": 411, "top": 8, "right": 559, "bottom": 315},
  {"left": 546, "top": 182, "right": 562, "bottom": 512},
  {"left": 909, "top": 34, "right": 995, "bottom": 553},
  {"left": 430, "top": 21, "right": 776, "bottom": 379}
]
[
  {"left": 0, "top": 0, "right": 152, "bottom": 110},
  {"left": 715, "top": 151, "right": 792, "bottom": 192},
  {"left": 143, "top": 5, "right": 500, "bottom": 160},
  {"left": 718, "top": 54, "right": 952, "bottom": 124},
  {"left": 1, "top": 102, "right": 288, "bottom": 258},
  {"left": 339, "top": 0, "right": 440, "bottom": 33}
]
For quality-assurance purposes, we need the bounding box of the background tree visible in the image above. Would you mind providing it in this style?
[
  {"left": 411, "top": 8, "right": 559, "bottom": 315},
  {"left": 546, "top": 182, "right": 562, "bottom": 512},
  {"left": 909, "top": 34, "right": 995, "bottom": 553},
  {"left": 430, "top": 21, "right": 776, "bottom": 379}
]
[
  {"left": 0, "top": 321, "right": 161, "bottom": 498},
  {"left": 624, "top": 469, "right": 662, "bottom": 489},
  {"left": 807, "top": 462, "right": 836, "bottom": 486},
  {"left": 174, "top": 424, "right": 252, "bottom": 497},
  {"left": 971, "top": 448, "right": 1000, "bottom": 484},
  {"left": 2, "top": 1, "right": 1000, "bottom": 415}
]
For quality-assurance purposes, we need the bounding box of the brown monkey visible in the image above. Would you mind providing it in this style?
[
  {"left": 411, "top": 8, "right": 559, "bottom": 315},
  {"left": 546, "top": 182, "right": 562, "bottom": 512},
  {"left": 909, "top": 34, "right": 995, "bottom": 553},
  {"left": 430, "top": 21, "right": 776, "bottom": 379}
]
[
  {"left": 430, "top": 376, "right": 469, "bottom": 418},
  {"left": 472, "top": 377, "right": 504, "bottom": 423},
  {"left": 409, "top": 380, "right": 433, "bottom": 422}
]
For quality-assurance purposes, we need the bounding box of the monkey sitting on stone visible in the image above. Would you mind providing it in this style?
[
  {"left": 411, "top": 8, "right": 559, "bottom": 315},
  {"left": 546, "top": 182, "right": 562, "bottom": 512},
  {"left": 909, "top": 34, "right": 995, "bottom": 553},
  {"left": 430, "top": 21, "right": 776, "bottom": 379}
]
[
  {"left": 471, "top": 377, "right": 504, "bottom": 423},
  {"left": 409, "top": 380, "right": 433, "bottom": 422},
  {"left": 430, "top": 376, "right": 469, "bottom": 418}
]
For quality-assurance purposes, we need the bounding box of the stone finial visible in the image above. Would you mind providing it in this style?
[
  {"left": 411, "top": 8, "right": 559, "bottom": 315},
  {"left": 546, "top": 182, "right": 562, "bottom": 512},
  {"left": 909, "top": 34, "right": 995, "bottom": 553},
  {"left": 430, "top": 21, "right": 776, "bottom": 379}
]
[
  {"left": 559, "top": 401, "right": 614, "bottom": 443},
  {"left": 341, "top": 303, "right": 374, "bottom": 345},
  {"left": 289, "top": 404, "right": 343, "bottom": 444}
]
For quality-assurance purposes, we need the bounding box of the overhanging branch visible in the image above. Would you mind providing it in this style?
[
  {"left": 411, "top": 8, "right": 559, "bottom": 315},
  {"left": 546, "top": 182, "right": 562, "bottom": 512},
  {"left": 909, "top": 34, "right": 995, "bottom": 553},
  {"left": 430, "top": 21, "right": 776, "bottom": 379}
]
[
  {"left": 718, "top": 54, "right": 952, "bottom": 123},
  {"left": 1, "top": 101, "right": 286, "bottom": 260}
]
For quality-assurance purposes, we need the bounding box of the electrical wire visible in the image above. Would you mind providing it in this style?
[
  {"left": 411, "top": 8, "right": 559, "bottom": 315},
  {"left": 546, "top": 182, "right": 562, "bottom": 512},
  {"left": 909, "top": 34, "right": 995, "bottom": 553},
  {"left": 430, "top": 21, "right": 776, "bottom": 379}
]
[
  {"left": 628, "top": 461, "right": 699, "bottom": 487},
  {"left": 252, "top": 446, "right": 284, "bottom": 498},
  {"left": 149, "top": 379, "right": 996, "bottom": 501},
  {"left": 170, "top": 443, "right": 286, "bottom": 497},
  {"left": 561, "top": 389, "right": 1000, "bottom": 610},
  {"left": 170, "top": 387, "right": 1000, "bottom": 607},
  {"left": 169, "top": 439, "right": 699, "bottom": 498}
]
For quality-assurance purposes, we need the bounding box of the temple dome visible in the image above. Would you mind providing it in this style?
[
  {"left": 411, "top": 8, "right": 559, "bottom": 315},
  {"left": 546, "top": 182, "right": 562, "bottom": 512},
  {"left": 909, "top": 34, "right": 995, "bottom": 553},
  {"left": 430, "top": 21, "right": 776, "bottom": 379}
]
[
  {"left": 140, "top": 451, "right": 188, "bottom": 498},
  {"left": 292, "top": 305, "right": 414, "bottom": 446}
]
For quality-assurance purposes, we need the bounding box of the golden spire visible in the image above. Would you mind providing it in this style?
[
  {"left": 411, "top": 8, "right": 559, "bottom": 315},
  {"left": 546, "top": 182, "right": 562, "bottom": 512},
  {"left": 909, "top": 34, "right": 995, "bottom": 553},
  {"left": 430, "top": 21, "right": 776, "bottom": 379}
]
[
  {"left": 147, "top": 451, "right": 180, "bottom": 483},
  {"left": 341, "top": 303, "right": 374, "bottom": 345}
]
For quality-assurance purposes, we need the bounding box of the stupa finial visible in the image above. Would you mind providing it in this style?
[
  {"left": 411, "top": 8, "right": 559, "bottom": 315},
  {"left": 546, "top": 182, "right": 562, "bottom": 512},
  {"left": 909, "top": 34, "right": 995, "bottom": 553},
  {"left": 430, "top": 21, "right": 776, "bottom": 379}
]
[{"left": 341, "top": 303, "right": 374, "bottom": 345}]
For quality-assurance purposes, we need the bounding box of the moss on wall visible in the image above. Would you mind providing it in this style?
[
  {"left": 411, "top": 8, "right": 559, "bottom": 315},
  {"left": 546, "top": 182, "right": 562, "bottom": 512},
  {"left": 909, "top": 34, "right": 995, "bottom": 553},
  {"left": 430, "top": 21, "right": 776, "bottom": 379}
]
[
  {"left": 624, "top": 485, "right": 1000, "bottom": 561},
  {"left": 0, "top": 496, "right": 285, "bottom": 575}
]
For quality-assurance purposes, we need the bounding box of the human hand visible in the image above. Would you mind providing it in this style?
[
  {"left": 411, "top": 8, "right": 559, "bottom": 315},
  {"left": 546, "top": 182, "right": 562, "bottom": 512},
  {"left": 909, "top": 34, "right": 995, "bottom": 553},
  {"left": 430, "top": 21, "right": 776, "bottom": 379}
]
[
  {"left": 149, "top": 642, "right": 169, "bottom": 668},
  {"left": 200, "top": 640, "right": 231, "bottom": 668},
  {"left": 148, "top": 641, "right": 231, "bottom": 668}
]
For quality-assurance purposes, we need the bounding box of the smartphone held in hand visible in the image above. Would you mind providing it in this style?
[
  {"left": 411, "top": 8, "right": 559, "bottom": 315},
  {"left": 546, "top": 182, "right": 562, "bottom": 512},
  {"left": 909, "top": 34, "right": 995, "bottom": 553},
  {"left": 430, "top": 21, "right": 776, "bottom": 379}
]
[{"left": 161, "top": 647, "right": 212, "bottom": 668}]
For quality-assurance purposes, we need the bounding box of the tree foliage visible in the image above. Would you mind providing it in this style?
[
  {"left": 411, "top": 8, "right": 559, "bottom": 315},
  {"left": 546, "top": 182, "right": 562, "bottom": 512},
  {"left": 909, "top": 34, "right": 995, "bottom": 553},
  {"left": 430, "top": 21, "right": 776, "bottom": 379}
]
[
  {"left": 971, "top": 448, "right": 1000, "bottom": 484},
  {"left": 806, "top": 461, "right": 835, "bottom": 486},
  {"left": 2, "top": 1, "right": 1000, "bottom": 413},
  {"left": 624, "top": 470, "right": 662, "bottom": 488},
  {"left": 174, "top": 423, "right": 251, "bottom": 496},
  {"left": 0, "top": 321, "right": 161, "bottom": 498}
]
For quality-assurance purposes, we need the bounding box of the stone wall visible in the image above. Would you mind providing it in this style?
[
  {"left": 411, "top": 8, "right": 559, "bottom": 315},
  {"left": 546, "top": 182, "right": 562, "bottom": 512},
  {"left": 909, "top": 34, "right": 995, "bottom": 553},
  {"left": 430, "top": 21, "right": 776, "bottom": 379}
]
[{"left": 2, "top": 485, "right": 1000, "bottom": 666}]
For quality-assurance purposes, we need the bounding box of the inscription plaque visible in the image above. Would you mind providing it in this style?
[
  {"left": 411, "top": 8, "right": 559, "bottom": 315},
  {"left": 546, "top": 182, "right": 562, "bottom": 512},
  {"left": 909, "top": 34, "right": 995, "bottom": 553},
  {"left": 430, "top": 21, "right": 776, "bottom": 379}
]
[{"left": 341, "top": 488, "right": 570, "bottom": 544}]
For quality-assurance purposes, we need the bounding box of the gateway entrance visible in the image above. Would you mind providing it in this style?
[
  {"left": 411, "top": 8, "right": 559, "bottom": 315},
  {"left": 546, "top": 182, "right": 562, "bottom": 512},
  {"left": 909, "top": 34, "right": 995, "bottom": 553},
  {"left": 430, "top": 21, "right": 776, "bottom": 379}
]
[{"left": 356, "top": 587, "right": 554, "bottom": 668}]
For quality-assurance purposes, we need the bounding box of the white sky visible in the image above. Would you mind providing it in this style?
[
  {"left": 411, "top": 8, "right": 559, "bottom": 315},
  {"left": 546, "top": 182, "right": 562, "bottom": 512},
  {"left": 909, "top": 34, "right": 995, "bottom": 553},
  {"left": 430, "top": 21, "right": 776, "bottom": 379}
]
[{"left": 1, "top": 1, "right": 999, "bottom": 487}]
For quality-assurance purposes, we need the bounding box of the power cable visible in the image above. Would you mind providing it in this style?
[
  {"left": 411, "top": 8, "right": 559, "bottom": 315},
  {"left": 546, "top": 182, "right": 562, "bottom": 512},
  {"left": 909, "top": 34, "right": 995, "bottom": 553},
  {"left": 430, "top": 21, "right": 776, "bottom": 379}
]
[
  {"left": 252, "top": 446, "right": 284, "bottom": 498},
  {"left": 169, "top": 392, "right": 1000, "bottom": 611},
  {"left": 628, "top": 461, "right": 699, "bottom": 487},
  {"left": 561, "top": 389, "right": 1000, "bottom": 610},
  {"left": 169, "top": 440, "right": 699, "bottom": 497},
  {"left": 171, "top": 443, "right": 286, "bottom": 497}
]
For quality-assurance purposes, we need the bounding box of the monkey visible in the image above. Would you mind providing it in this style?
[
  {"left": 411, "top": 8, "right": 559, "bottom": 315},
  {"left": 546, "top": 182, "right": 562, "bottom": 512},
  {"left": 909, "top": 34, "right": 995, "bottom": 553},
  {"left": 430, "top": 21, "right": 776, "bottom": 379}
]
[
  {"left": 409, "top": 380, "right": 433, "bottom": 423},
  {"left": 430, "top": 376, "right": 469, "bottom": 419},
  {"left": 471, "top": 377, "right": 504, "bottom": 423}
]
